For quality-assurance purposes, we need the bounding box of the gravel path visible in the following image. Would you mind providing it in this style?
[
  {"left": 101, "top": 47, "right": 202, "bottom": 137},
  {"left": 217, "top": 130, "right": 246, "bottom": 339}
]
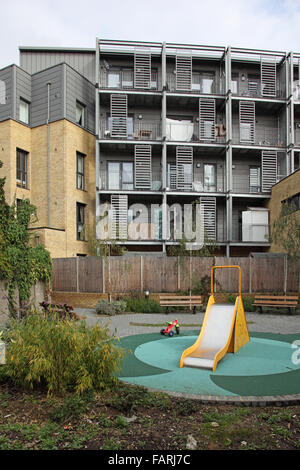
[{"left": 77, "top": 308, "right": 300, "bottom": 337}]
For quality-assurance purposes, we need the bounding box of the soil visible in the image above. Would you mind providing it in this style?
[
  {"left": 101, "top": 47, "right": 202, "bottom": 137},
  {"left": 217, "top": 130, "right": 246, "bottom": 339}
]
[{"left": 0, "top": 381, "right": 299, "bottom": 451}]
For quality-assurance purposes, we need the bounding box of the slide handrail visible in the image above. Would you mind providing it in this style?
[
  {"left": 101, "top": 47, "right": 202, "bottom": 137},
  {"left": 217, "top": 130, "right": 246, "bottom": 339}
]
[{"left": 211, "top": 265, "right": 241, "bottom": 296}]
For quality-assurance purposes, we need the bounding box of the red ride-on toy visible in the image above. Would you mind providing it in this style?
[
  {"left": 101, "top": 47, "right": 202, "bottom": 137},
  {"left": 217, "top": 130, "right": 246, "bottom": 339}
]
[{"left": 160, "top": 319, "right": 180, "bottom": 337}]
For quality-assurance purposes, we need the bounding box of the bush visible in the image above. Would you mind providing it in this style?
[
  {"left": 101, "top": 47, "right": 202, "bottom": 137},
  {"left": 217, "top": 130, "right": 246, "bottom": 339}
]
[
  {"left": 2, "top": 311, "right": 124, "bottom": 395},
  {"left": 95, "top": 299, "right": 127, "bottom": 316},
  {"left": 227, "top": 294, "right": 255, "bottom": 312},
  {"left": 124, "top": 296, "right": 163, "bottom": 313}
]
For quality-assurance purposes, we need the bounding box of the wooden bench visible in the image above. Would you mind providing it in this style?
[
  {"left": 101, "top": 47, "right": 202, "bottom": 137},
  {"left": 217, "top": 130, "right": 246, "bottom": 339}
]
[
  {"left": 253, "top": 295, "right": 299, "bottom": 314},
  {"left": 159, "top": 295, "right": 203, "bottom": 315}
]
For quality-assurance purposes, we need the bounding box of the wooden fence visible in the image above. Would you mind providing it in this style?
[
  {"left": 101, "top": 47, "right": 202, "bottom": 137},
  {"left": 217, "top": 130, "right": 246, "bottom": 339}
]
[{"left": 52, "top": 255, "right": 299, "bottom": 294}]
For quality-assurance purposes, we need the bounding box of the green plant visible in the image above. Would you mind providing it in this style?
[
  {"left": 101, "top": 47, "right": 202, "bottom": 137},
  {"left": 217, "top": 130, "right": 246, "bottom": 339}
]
[
  {"left": 227, "top": 294, "right": 255, "bottom": 312},
  {"left": 49, "top": 392, "right": 94, "bottom": 424},
  {"left": 95, "top": 299, "right": 127, "bottom": 316},
  {"left": 124, "top": 296, "right": 163, "bottom": 313},
  {"left": 2, "top": 310, "right": 124, "bottom": 395},
  {"left": 0, "top": 160, "right": 52, "bottom": 312}
]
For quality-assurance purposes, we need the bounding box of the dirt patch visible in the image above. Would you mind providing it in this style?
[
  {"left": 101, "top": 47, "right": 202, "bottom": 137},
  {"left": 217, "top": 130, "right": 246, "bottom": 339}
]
[{"left": 0, "top": 382, "right": 299, "bottom": 450}]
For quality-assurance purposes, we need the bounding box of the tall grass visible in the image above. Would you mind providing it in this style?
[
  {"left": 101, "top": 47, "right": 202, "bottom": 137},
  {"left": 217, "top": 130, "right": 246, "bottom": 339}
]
[{"left": 2, "top": 311, "right": 124, "bottom": 395}]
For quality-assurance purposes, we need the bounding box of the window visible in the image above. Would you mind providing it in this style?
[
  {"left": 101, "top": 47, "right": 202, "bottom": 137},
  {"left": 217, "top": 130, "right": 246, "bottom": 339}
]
[
  {"left": 231, "top": 73, "right": 238, "bottom": 94},
  {"left": 204, "top": 164, "right": 216, "bottom": 192},
  {"left": 0, "top": 80, "right": 6, "bottom": 105},
  {"left": 76, "top": 101, "right": 85, "bottom": 127},
  {"left": 108, "top": 162, "right": 133, "bottom": 190},
  {"left": 249, "top": 166, "right": 261, "bottom": 193},
  {"left": 76, "top": 203, "right": 86, "bottom": 241},
  {"left": 283, "top": 193, "right": 300, "bottom": 212},
  {"left": 108, "top": 70, "right": 121, "bottom": 88},
  {"left": 16, "top": 149, "right": 28, "bottom": 188},
  {"left": 200, "top": 73, "right": 214, "bottom": 94},
  {"left": 192, "top": 73, "right": 201, "bottom": 91},
  {"left": 19, "top": 98, "right": 29, "bottom": 124},
  {"left": 192, "top": 72, "right": 214, "bottom": 93},
  {"left": 248, "top": 74, "right": 260, "bottom": 97},
  {"left": 76, "top": 152, "right": 85, "bottom": 190}
]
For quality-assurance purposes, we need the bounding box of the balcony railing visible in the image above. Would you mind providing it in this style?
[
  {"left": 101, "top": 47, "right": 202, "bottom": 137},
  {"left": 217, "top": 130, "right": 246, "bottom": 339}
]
[
  {"left": 99, "top": 69, "right": 159, "bottom": 91},
  {"left": 166, "top": 73, "right": 224, "bottom": 95},
  {"left": 100, "top": 119, "right": 162, "bottom": 141},
  {"left": 166, "top": 121, "right": 226, "bottom": 144},
  {"left": 232, "top": 126, "right": 285, "bottom": 147},
  {"left": 232, "top": 80, "right": 285, "bottom": 99}
]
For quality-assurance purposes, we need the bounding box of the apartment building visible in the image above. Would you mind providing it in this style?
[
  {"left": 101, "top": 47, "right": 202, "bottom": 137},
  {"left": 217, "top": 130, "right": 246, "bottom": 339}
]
[
  {"left": 0, "top": 59, "right": 96, "bottom": 257},
  {"left": 0, "top": 40, "right": 299, "bottom": 257},
  {"left": 94, "top": 39, "right": 299, "bottom": 256}
]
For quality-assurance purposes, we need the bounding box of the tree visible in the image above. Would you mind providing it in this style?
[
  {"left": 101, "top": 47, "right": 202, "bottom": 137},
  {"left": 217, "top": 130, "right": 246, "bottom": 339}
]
[{"left": 0, "top": 160, "right": 52, "bottom": 315}]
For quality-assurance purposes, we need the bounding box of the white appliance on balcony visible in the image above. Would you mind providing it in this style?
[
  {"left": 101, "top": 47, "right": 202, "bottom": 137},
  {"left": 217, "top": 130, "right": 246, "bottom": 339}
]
[{"left": 242, "top": 207, "right": 269, "bottom": 242}]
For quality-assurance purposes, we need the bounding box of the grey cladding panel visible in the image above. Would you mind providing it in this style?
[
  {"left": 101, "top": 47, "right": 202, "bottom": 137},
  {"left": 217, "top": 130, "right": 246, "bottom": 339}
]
[
  {"left": 20, "top": 51, "right": 96, "bottom": 83},
  {"left": 15, "top": 67, "right": 31, "bottom": 123},
  {"left": 31, "top": 65, "right": 64, "bottom": 127},
  {"left": 65, "top": 66, "right": 95, "bottom": 133},
  {"left": 0, "top": 66, "right": 13, "bottom": 121}
]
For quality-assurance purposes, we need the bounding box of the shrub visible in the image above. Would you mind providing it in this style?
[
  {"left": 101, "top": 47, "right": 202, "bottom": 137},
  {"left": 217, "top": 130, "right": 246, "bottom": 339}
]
[
  {"left": 95, "top": 299, "right": 127, "bottom": 316},
  {"left": 227, "top": 294, "right": 255, "bottom": 312},
  {"left": 2, "top": 311, "right": 124, "bottom": 395},
  {"left": 124, "top": 297, "right": 163, "bottom": 313}
]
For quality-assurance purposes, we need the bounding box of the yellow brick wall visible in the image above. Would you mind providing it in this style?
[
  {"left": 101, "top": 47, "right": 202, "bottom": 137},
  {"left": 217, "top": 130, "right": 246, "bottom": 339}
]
[
  {"left": 267, "top": 170, "right": 300, "bottom": 252},
  {"left": 0, "top": 118, "right": 96, "bottom": 258},
  {"left": 0, "top": 120, "right": 32, "bottom": 205}
]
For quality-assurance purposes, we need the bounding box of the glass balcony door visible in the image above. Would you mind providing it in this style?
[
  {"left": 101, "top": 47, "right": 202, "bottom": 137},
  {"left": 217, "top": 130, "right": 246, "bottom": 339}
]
[
  {"left": 204, "top": 164, "right": 216, "bottom": 192},
  {"left": 108, "top": 162, "right": 133, "bottom": 190}
]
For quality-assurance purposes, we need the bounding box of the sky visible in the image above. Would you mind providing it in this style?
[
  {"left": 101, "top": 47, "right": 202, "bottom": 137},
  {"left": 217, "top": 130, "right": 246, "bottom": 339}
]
[{"left": 1, "top": 0, "right": 300, "bottom": 69}]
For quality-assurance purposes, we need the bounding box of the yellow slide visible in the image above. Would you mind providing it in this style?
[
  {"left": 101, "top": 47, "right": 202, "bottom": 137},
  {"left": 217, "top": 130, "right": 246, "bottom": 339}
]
[{"left": 180, "top": 266, "right": 250, "bottom": 372}]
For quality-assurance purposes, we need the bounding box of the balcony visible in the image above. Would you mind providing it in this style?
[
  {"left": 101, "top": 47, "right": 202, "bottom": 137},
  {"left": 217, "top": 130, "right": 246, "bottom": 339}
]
[
  {"left": 100, "top": 119, "right": 162, "bottom": 141},
  {"left": 232, "top": 125, "right": 285, "bottom": 147},
  {"left": 232, "top": 80, "right": 284, "bottom": 100},
  {"left": 100, "top": 167, "right": 162, "bottom": 192},
  {"left": 166, "top": 120, "right": 226, "bottom": 144},
  {"left": 99, "top": 69, "right": 159, "bottom": 91},
  {"left": 166, "top": 73, "right": 224, "bottom": 95}
]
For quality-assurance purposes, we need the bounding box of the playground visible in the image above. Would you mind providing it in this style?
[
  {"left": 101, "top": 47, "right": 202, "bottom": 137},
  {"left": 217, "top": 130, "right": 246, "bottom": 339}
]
[{"left": 82, "top": 265, "right": 300, "bottom": 405}]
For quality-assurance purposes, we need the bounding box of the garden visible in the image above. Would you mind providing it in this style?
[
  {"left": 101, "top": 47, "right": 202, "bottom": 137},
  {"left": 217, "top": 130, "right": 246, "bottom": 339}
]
[{"left": 0, "top": 159, "right": 299, "bottom": 451}]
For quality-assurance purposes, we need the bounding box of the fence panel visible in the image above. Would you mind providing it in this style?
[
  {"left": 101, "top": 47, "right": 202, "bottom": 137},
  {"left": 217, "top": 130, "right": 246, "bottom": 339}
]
[
  {"left": 251, "top": 257, "right": 285, "bottom": 292},
  {"left": 78, "top": 257, "right": 103, "bottom": 293},
  {"left": 52, "top": 258, "right": 77, "bottom": 292},
  {"left": 143, "top": 256, "right": 178, "bottom": 293},
  {"left": 287, "top": 260, "right": 299, "bottom": 292},
  {"left": 52, "top": 255, "right": 299, "bottom": 294},
  {"left": 214, "top": 257, "right": 250, "bottom": 293},
  {"left": 106, "top": 256, "right": 141, "bottom": 293}
]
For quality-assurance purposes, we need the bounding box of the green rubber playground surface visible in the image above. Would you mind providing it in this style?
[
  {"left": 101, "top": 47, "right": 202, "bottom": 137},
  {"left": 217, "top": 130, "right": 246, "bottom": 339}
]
[{"left": 117, "top": 331, "right": 300, "bottom": 398}]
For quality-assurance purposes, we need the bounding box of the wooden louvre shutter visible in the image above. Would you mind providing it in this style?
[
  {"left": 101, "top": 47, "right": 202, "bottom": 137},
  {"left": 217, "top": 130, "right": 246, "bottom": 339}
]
[
  {"left": 199, "top": 98, "right": 216, "bottom": 141},
  {"left": 134, "top": 144, "right": 152, "bottom": 189},
  {"left": 239, "top": 101, "right": 255, "bottom": 143},
  {"left": 134, "top": 48, "right": 151, "bottom": 89},
  {"left": 261, "top": 150, "right": 277, "bottom": 192},
  {"left": 176, "top": 50, "right": 192, "bottom": 91},
  {"left": 176, "top": 146, "right": 193, "bottom": 191},
  {"left": 110, "top": 94, "right": 128, "bottom": 138},
  {"left": 261, "top": 56, "right": 276, "bottom": 98},
  {"left": 110, "top": 194, "right": 128, "bottom": 239},
  {"left": 200, "top": 196, "right": 216, "bottom": 240}
]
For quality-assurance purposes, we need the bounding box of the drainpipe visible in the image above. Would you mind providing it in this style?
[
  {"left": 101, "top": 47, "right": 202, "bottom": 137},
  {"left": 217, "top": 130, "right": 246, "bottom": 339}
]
[{"left": 47, "top": 82, "right": 51, "bottom": 227}]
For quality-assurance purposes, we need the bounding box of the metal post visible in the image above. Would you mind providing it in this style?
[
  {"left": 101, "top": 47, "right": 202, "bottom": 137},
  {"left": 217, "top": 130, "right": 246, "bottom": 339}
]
[
  {"left": 225, "top": 47, "right": 232, "bottom": 254},
  {"left": 140, "top": 255, "right": 144, "bottom": 293}
]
